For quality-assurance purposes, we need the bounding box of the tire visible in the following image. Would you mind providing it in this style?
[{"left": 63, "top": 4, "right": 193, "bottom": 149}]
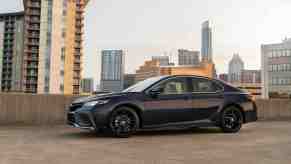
[
  {"left": 220, "top": 106, "right": 243, "bottom": 133},
  {"left": 109, "top": 107, "right": 140, "bottom": 138}
]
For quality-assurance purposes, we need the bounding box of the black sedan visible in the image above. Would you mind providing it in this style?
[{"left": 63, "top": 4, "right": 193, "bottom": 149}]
[{"left": 67, "top": 75, "right": 257, "bottom": 137}]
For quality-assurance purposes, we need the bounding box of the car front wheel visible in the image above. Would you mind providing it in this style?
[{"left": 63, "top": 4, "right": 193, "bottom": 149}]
[
  {"left": 109, "top": 107, "right": 139, "bottom": 138},
  {"left": 220, "top": 106, "right": 243, "bottom": 133}
]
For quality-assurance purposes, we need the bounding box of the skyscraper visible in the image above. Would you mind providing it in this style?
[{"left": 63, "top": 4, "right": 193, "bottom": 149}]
[
  {"left": 228, "top": 54, "right": 244, "bottom": 83},
  {"left": 101, "top": 50, "right": 125, "bottom": 92},
  {"left": 178, "top": 49, "right": 200, "bottom": 65},
  {"left": 201, "top": 20, "right": 213, "bottom": 62},
  {"left": 0, "top": 0, "right": 89, "bottom": 94},
  {"left": 0, "top": 12, "right": 25, "bottom": 92}
]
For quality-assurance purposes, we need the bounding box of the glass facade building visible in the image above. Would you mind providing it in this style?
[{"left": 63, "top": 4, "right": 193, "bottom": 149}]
[
  {"left": 101, "top": 50, "right": 125, "bottom": 92},
  {"left": 201, "top": 21, "right": 213, "bottom": 62}
]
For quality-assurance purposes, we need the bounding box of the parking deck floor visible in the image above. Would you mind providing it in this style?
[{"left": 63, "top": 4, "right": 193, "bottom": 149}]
[{"left": 0, "top": 121, "right": 291, "bottom": 164}]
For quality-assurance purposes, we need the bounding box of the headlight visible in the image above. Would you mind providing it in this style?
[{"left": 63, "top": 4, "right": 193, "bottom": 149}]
[{"left": 83, "top": 100, "right": 110, "bottom": 107}]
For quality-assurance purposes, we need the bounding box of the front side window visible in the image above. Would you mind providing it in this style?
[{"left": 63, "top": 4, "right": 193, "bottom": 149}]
[
  {"left": 191, "top": 78, "right": 222, "bottom": 93},
  {"left": 156, "top": 78, "right": 189, "bottom": 95}
]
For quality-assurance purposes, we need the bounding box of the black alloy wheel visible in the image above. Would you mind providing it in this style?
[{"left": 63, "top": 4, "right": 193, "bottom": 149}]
[
  {"left": 220, "top": 106, "right": 243, "bottom": 133},
  {"left": 109, "top": 107, "right": 139, "bottom": 138}
]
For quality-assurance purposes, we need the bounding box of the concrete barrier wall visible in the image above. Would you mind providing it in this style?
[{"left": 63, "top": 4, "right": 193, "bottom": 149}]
[
  {"left": 0, "top": 94, "right": 77, "bottom": 125},
  {"left": 0, "top": 94, "right": 290, "bottom": 125},
  {"left": 256, "top": 99, "right": 291, "bottom": 120}
]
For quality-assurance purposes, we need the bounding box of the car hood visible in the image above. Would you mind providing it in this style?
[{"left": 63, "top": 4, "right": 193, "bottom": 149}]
[{"left": 72, "top": 92, "right": 131, "bottom": 104}]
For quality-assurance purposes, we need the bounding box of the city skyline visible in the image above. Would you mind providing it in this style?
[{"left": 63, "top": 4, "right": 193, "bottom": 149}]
[{"left": 1, "top": 0, "right": 291, "bottom": 86}]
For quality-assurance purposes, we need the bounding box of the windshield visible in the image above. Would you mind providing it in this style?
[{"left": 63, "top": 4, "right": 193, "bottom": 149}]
[{"left": 123, "top": 76, "right": 166, "bottom": 93}]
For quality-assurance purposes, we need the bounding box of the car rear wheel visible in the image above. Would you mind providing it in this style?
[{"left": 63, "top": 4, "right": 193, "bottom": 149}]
[
  {"left": 109, "top": 107, "right": 139, "bottom": 138},
  {"left": 220, "top": 106, "right": 243, "bottom": 133}
]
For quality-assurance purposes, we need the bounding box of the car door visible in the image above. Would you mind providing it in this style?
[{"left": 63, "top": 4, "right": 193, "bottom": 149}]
[
  {"left": 142, "top": 77, "right": 193, "bottom": 126},
  {"left": 189, "top": 77, "right": 224, "bottom": 121}
]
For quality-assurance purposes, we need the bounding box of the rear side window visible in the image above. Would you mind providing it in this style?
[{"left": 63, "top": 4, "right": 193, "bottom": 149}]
[{"left": 191, "top": 78, "right": 223, "bottom": 93}]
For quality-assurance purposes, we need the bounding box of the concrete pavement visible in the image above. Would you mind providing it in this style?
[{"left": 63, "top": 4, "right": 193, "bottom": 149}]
[{"left": 0, "top": 121, "right": 291, "bottom": 164}]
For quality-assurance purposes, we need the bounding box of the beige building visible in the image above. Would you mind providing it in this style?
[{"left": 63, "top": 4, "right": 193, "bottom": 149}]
[
  {"left": 135, "top": 59, "right": 215, "bottom": 82},
  {"left": 0, "top": 0, "right": 89, "bottom": 94},
  {"left": 23, "top": 0, "right": 89, "bottom": 94}
]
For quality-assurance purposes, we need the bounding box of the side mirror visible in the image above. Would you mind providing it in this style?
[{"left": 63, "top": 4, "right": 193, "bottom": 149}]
[{"left": 149, "top": 87, "right": 164, "bottom": 96}]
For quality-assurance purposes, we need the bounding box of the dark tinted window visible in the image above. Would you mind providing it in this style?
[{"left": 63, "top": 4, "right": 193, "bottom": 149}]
[
  {"left": 156, "top": 77, "right": 189, "bottom": 95},
  {"left": 191, "top": 78, "right": 222, "bottom": 92}
]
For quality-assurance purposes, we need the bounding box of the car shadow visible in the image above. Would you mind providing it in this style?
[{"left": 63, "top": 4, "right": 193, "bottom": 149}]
[
  {"left": 59, "top": 127, "right": 223, "bottom": 139},
  {"left": 136, "top": 127, "right": 222, "bottom": 137}
]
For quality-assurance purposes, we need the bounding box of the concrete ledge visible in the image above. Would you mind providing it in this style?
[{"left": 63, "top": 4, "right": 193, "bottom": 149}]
[{"left": 0, "top": 94, "right": 290, "bottom": 125}]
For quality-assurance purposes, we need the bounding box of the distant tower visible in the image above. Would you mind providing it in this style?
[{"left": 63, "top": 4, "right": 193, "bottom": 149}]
[
  {"left": 228, "top": 54, "right": 244, "bottom": 83},
  {"left": 201, "top": 20, "right": 213, "bottom": 62}
]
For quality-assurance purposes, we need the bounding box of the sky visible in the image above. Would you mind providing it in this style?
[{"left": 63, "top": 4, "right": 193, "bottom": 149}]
[{"left": 1, "top": 0, "right": 291, "bottom": 86}]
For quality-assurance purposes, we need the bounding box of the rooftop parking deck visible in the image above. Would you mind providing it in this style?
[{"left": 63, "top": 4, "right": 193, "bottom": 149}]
[{"left": 0, "top": 121, "right": 291, "bottom": 164}]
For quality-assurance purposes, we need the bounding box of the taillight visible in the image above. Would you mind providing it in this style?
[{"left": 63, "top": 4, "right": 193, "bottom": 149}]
[{"left": 247, "top": 94, "right": 255, "bottom": 101}]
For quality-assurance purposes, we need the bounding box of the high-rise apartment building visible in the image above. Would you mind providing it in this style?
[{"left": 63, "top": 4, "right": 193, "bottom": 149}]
[
  {"left": 201, "top": 20, "right": 212, "bottom": 62},
  {"left": 228, "top": 54, "right": 244, "bottom": 83},
  {"left": 152, "top": 56, "right": 170, "bottom": 66},
  {"left": 261, "top": 38, "right": 291, "bottom": 99},
  {"left": 178, "top": 49, "right": 200, "bottom": 65},
  {"left": 0, "top": 0, "right": 89, "bottom": 94},
  {"left": 101, "top": 50, "right": 125, "bottom": 92},
  {"left": 0, "top": 12, "right": 25, "bottom": 92}
]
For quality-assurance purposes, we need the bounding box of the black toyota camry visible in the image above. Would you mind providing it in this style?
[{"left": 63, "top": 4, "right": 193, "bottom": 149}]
[{"left": 67, "top": 75, "right": 257, "bottom": 137}]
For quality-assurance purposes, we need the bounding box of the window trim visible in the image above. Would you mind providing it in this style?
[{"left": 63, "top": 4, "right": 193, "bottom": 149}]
[
  {"left": 190, "top": 77, "right": 224, "bottom": 94},
  {"left": 145, "top": 76, "right": 225, "bottom": 95},
  {"left": 146, "top": 76, "right": 192, "bottom": 95}
]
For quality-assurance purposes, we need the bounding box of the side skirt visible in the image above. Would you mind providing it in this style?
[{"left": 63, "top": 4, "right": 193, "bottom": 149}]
[{"left": 142, "top": 120, "right": 216, "bottom": 130}]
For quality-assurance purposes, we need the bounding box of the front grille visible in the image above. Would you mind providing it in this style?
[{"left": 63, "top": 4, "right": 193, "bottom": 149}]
[
  {"left": 67, "top": 113, "right": 75, "bottom": 123},
  {"left": 69, "top": 103, "right": 83, "bottom": 112}
]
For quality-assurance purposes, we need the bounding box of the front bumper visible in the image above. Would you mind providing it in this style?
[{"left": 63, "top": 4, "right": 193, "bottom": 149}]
[{"left": 67, "top": 111, "right": 96, "bottom": 131}]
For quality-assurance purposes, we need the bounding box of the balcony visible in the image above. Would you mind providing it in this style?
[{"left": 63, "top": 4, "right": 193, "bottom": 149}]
[
  {"left": 74, "top": 58, "right": 81, "bottom": 64},
  {"left": 27, "top": 33, "right": 39, "bottom": 38},
  {"left": 76, "top": 7, "right": 84, "bottom": 13},
  {"left": 25, "top": 80, "right": 38, "bottom": 85},
  {"left": 75, "top": 21, "right": 83, "bottom": 27},
  {"left": 26, "top": 10, "right": 41, "bottom": 16},
  {"left": 73, "top": 66, "right": 81, "bottom": 71},
  {"left": 75, "top": 29, "right": 83, "bottom": 34},
  {"left": 27, "top": 40, "right": 39, "bottom": 46},
  {"left": 26, "top": 64, "right": 38, "bottom": 69},
  {"left": 26, "top": 25, "right": 40, "bottom": 31},
  {"left": 25, "top": 49, "right": 39, "bottom": 54},
  {"left": 27, "top": 73, "right": 38, "bottom": 77},
  {"left": 75, "top": 35, "right": 82, "bottom": 41},
  {"left": 27, "top": 18, "right": 40, "bottom": 23},
  {"left": 26, "top": 2, "right": 41, "bottom": 8},
  {"left": 24, "top": 56, "right": 38, "bottom": 62}
]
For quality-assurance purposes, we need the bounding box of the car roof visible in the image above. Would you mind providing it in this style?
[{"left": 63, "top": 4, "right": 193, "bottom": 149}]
[{"left": 162, "top": 75, "right": 215, "bottom": 80}]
